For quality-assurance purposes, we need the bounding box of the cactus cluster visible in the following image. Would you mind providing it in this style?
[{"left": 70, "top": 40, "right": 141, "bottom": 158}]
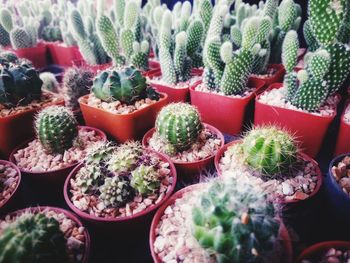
[
  {"left": 192, "top": 178, "right": 281, "bottom": 262},
  {"left": 0, "top": 212, "right": 68, "bottom": 263},
  {"left": 35, "top": 106, "right": 79, "bottom": 154},
  {"left": 39, "top": 72, "right": 59, "bottom": 93},
  {"left": 155, "top": 103, "right": 203, "bottom": 153}
]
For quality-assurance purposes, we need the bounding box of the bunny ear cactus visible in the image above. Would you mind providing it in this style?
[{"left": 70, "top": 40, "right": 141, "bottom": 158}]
[
  {"left": 35, "top": 106, "right": 79, "bottom": 154},
  {"left": 303, "top": 20, "right": 320, "bottom": 52},
  {"left": 192, "top": 179, "right": 280, "bottom": 263},
  {"left": 130, "top": 41, "right": 149, "bottom": 71}
]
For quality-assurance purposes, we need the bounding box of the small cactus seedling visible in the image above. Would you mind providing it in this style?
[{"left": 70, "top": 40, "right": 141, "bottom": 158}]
[
  {"left": 155, "top": 103, "right": 202, "bottom": 151},
  {"left": 99, "top": 176, "right": 133, "bottom": 208},
  {"left": 39, "top": 72, "right": 59, "bottom": 93},
  {"left": 0, "top": 212, "right": 69, "bottom": 263},
  {"left": 35, "top": 106, "right": 79, "bottom": 154},
  {"left": 131, "top": 164, "right": 160, "bottom": 195},
  {"left": 192, "top": 178, "right": 280, "bottom": 262}
]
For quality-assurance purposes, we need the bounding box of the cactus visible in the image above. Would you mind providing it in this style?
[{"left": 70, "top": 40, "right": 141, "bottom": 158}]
[
  {"left": 130, "top": 40, "right": 149, "bottom": 71},
  {"left": 35, "top": 106, "right": 78, "bottom": 154},
  {"left": 0, "top": 212, "right": 68, "bottom": 263},
  {"left": 0, "top": 51, "right": 17, "bottom": 63},
  {"left": 41, "top": 26, "right": 62, "bottom": 42},
  {"left": 62, "top": 66, "right": 94, "bottom": 111},
  {"left": 39, "top": 72, "right": 59, "bottom": 93},
  {"left": 192, "top": 179, "right": 280, "bottom": 263},
  {"left": 0, "top": 8, "right": 13, "bottom": 33},
  {"left": 9, "top": 28, "right": 32, "bottom": 49},
  {"left": 131, "top": 164, "right": 160, "bottom": 195},
  {"left": 155, "top": 103, "right": 202, "bottom": 151},
  {"left": 303, "top": 20, "right": 320, "bottom": 52},
  {"left": 99, "top": 176, "right": 133, "bottom": 208},
  {"left": 0, "top": 24, "right": 10, "bottom": 47}
]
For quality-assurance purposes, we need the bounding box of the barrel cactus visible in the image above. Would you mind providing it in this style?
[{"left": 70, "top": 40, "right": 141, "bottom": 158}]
[
  {"left": 131, "top": 164, "right": 160, "bottom": 195},
  {"left": 0, "top": 212, "right": 68, "bottom": 263},
  {"left": 155, "top": 103, "right": 202, "bottom": 151},
  {"left": 192, "top": 179, "right": 281, "bottom": 263},
  {"left": 99, "top": 176, "right": 133, "bottom": 208},
  {"left": 35, "top": 106, "right": 79, "bottom": 154}
]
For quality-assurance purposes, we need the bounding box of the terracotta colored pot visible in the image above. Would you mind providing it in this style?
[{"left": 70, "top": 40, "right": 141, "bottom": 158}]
[
  {"left": 0, "top": 98, "right": 64, "bottom": 159},
  {"left": 9, "top": 126, "right": 106, "bottom": 190},
  {"left": 142, "top": 124, "right": 225, "bottom": 179},
  {"left": 254, "top": 83, "right": 340, "bottom": 158},
  {"left": 190, "top": 78, "right": 265, "bottom": 135},
  {"left": 64, "top": 149, "right": 177, "bottom": 234},
  {"left": 334, "top": 101, "right": 350, "bottom": 156},
  {"left": 12, "top": 42, "right": 48, "bottom": 69},
  {"left": 0, "top": 160, "right": 21, "bottom": 214},
  {"left": 47, "top": 43, "right": 83, "bottom": 67},
  {"left": 296, "top": 241, "right": 350, "bottom": 263},
  {"left": 2, "top": 206, "right": 90, "bottom": 263},
  {"left": 250, "top": 64, "right": 285, "bottom": 93},
  {"left": 79, "top": 93, "right": 168, "bottom": 142},
  {"left": 149, "top": 183, "right": 293, "bottom": 263}
]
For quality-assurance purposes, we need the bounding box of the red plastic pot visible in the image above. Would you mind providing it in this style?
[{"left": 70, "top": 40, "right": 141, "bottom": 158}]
[
  {"left": 73, "top": 59, "right": 112, "bottom": 74},
  {"left": 250, "top": 64, "right": 285, "bottom": 93},
  {"left": 9, "top": 126, "right": 106, "bottom": 188},
  {"left": 64, "top": 149, "right": 177, "bottom": 234},
  {"left": 79, "top": 93, "right": 168, "bottom": 142},
  {"left": 296, "top": 241, "right": 350, "bottom": 263},
  {"left": 335, "top": 101, "right": 350, "bottom": 156},
  {"left": 0, "top": 98, "right": 64, "bottom": 159},
  {"left": 3, "top": 206, "right": 90, "bottom": 263},
  {"left": 190, "top": 78, "right": 266, "bottom": 135},
  {"left": 47, "top": 43, "right": 83, "bottom": 67},
  {"left": 149, "top": 60, "right": 160, "bottom": 70},
  {"left": 142, "top": 124, "right": 225, "bottom": 179},
  {"left": 254, "top": 83, "right": 340, "bottom": 158},
  {"left": 149, "top": 183, "right": 293, "bottom": 263},
  {"left": 0, "top": 160, "right": 21, "bottom": 214},
  {"left": 12, "top": 42, "right": 48, "bottom": 69}
]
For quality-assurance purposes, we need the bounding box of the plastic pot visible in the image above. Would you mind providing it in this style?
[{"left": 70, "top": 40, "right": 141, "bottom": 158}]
[
  {"left": 334, "top": 101, "right": 350, "bottom": 156},
  {"left": 13, "top": 42, "right": 48, "bottom": 69},
  {"left": 64, "top": 149, "right": 177, "bottom": 235},
  {"left": 149, "top": 183, "right": 293, "bottom": 263},
  {"left": 47, "top": 43, "right": 83, "bottom": 67},
  {"left": 0, "top": 98, "right": 64, "bottom": 159},
  {"left": 250, "top": 64, "right": 285, "bottom": 93},
  {"left": 73, "top": 59, "right": 112, "bottom": 74},
  {"left": 79, "top": 93, "right": 168, "bottom": 142},
  {"left": 296, "top": 241, "right": 350, "bottom": 263},
  {"left": 254, "top": 83, "right": 340, "bottom": 158},
  {"left": 9, "top": 126, "right": 106, "bottom": 198},
  {"left": 142, "top": 124, "right": 225, "bottom": 179},
  {"left": 190, "top": 78, "right": 265, "bottom": 135},
  {"left": 2, "top": 206, "right": 90, "bottom": 263},
  {"left": 0, "top": 160, "right": 21, "bottom": 215}
]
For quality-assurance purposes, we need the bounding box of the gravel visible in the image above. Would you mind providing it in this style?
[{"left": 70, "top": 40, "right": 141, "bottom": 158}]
[
  {"left": 0, "top": 164, "right": 19, "bottom": 207},
  {"left": 148, "top": 75, "right": 202, "bottom": 89},
  {"left": 194, "top": 83, "right": 254, "bottom": 97},
  {"left": 331, "top": 156, "right": 350, "bottom": 195},
  {"left": 301, "top": 248, "right": 350, "bottom": 263}
]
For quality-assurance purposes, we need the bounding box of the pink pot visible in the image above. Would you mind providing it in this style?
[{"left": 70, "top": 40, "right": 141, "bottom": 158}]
[
  {"left": 64, "top": 149, "right": 177, "bottom": 234},
  {"left": 3, "top": 206, "right": 90, "bottom": 263},
  {"left": 250, "top": 64, "right": 286, "bottom": 93},
  {"left": 149, "top": 183, "right": 293, "bottom": 263},
  {"left": 142, "top": 123, "right": 225, "bottom": 179},
  {"left": 254, "top": 83, "right": 340, "bottom": 158},
  {"left": 47, "top": 43, "right": 83, "bottom": 67},
  {"left": 334, "top": 100, "right": 350, "bottom": 156},
  {"left": 12, "top": 42, "right": 48, "bottom": 69}
]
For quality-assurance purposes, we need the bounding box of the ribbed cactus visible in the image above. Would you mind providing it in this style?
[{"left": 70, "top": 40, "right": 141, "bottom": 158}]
[
  {"left": 0, "top": 213, "right": 68, "bottom": 263},
  {"left": 192, "top": 179, "right": 280, "bottom": 263},
  {"left": 39, "top": 72, "right": 59, "bottom": 93},
  {"left": 99, "top": 176, "right": 133, "bottom": 208},
  {"left": 131, "top": 164, "right": 160, "bottom": 195},
  {"left": 35, "top": 106, "right": 78, "bottom": 154},
  {"left": 155, "top": 103, "right": 202, "bottom": 151}
]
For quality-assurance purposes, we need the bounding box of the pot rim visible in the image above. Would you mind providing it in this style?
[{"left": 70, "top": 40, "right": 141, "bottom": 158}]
[
  {"left": 0, "top": 160, "right": 21, "bottom": 210},
  {"left": 328, "top": 153, "right": 350, "bottom": 201}
]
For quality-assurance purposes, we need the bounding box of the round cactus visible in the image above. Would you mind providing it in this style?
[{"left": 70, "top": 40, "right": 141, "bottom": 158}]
[
  {"left": 240, "top": 126, "right": 298, "bottom": 176},
  {"left": 155, "top": 103, "right": 203, "bottom": 151},
  {"left": 99, "top": 176, "right": 133, "bottom": 208},
  {"left": 35, "top": 106, "right": 78, "bottom": 154},
  {"left": 0, "top": 212, "right": 68, "bottom": 263},
  {"left": 131, "top": 164, "right": 160, "bottom": 195}
]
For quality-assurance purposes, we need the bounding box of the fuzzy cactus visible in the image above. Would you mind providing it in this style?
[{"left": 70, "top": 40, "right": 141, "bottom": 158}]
[
  {"left": 155, "top": 103, "right": 202, "bottom": 151},
  {"left": 192, "top": 179, "right": 280, "bottom": 263},
  {"left": 303, "top": 20, "right": 320, "bottom": 52},
  {"left": 9, "top": 28, "right": 32, "bottom": 49},
  {"left": 131, "top": 164, "right": 160, "bottom": 195},
  {"left": 0, "top": 212, "right": 68, "bottom": 263},
  {"left": 39, "top": 72, "right": 59, "bottom": 93},
  {"left": 35, "top": 106, "right": 78, "bottom": 154},
  {"left": 0, "top": 24, "right": 10, "bottom": 47},
  {"left": 99, "top": 176, "right": 133, "bottom": 208},
  {"left": 0, "top": 8, "right": 13, "bottom": 33},
  {"left": 130, "top": 40, "right": 149, "bottom": 71}
]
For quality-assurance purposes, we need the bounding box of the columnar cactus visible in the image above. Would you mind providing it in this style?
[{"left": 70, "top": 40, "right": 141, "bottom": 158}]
[
  {"left": 0, "top": 212, "right": 68, "bottom": 263},
  {"left": 35, "top": 106, "right": 79, "bottom": 154},
  {"left": 155, "top": 103, "right": 202, "bottom": 151},
  {"left": 131, "top": 164, "right": 160, "bottom": 195},
  {"left": 192, "top": 179, "right": 280, "bottom": 263},
  {"left": 99, "top": 176, "right": 133, "bottom": 208}
]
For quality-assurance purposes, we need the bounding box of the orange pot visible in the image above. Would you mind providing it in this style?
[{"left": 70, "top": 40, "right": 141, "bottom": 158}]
[{"left": 79, "top": 93, "right": 168, "bottom": 142}]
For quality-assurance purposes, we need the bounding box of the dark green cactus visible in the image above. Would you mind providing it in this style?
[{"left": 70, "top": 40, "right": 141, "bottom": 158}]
[
  {"left": 131, "top": 164, "right": 160, "bottom": 195},
  {"left": 0, "top": 212, "right": 68, "bottom": 263},
  {"left": 0, "top": 24, "right": 10, "bottom": 47},
  {"left": 303, "top": 20, "right": 320, "bottom": 52},
  {"left": 36, "top": 106, "right": 78, "bottom": 154},
  {"left": 99, "top": 176, "right": 133, "bottom": 208}
]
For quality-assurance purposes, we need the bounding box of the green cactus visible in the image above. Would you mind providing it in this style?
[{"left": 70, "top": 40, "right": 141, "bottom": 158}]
[
  {"left": 35, "top": 106, "right": 78, "bottom": 154},
  {"left": 10, "top": 28, "right": 32, "bottom": 49},
  {"left": 282, "top": 30, "right": 299, "bottom": 73},
  {"left": 192, "top": 179, "right": 280, "bottom": 263},
  {"left": 186, "top": 20, "right": 204, "bottom": 59},
  {"left": 130, "top": 41, "right": 149, "bottom": 71},
  {"left": 303, "top": 20, "right": 320, "bottom": 52},
  {"left": 131, "top": 164, "right": 160, "bottom": 195},
  {"left": 0, "top": 24, "right": 10, "bottom": 47},
  {"left": 39, "top": 72, "right": 59, "bottom": 93},
  {"left": 114, "top": 0, "right": 125, "bottom": 27},
  {"left": 0, "top": 51, "right": 17, "bottom": 63},
  {"left": 99, "top": 176, "right": 133, "bottom": 208},
  {"left": 199, "top": 0, "right": 213, "bottom": 34},
  {"left": 0, "top": 8, "right": 13, "bottom": 33},
  {"left": 0, "top": 212, "right": 68, "bottom": 263},
  {"left": 155, "top": 103, "right": 202, "bottom": 151}
]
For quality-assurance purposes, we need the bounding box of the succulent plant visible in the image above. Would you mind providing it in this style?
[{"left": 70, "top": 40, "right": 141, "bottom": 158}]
[
  {"left": 39, "top": 72, "right": 59, "bottom": 93},
  {"left": 35, "top": 106, "right": 78, "bottom": 154},
  {"left": 192, "top": 179, "right": 280, "bottom": 263},
  {"left": 0, "top": 212, "right": 68, "bottom": 263},
  {"left": 99, "top": 176, "right": 133, "bottom": 208},
  {"left": 0, "top": 50, "right": 18, "bottom": 64},
  {"left": 0, "top": 24, "right": 10, "bottom": 47},
  {"left": 155, "top": 103, "right": 202, "bottom": 151},
  {"left": 131, "top": 164, "right": 160, "bottom": 195},
  {"left": 41, "top": 26, "right": 62, "bottom": 42},
  {"left": 62, "top": 66, "right": 94, "bottom": 111},
  {"left": 0, "top": 63, "right": 43, "bottom": 107}
]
